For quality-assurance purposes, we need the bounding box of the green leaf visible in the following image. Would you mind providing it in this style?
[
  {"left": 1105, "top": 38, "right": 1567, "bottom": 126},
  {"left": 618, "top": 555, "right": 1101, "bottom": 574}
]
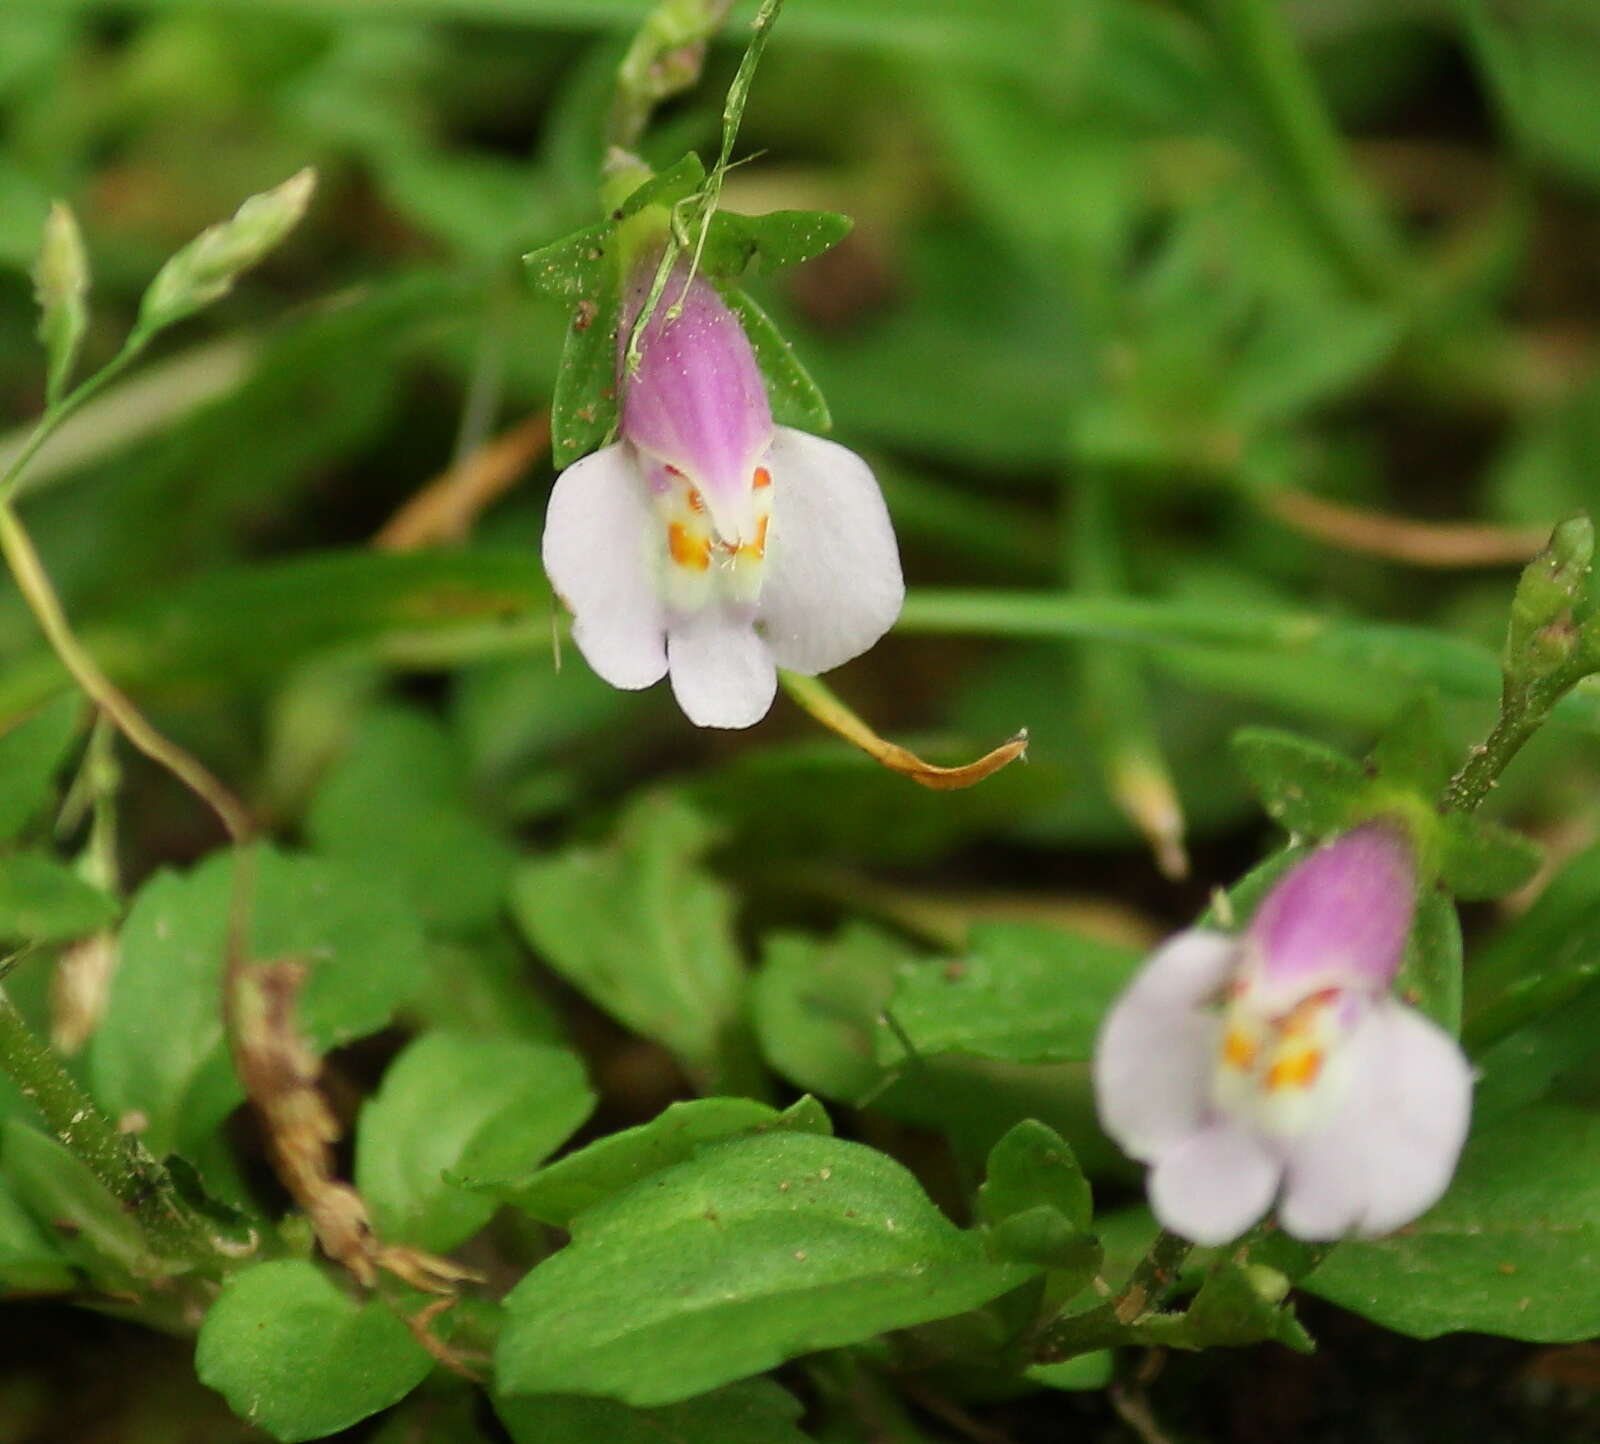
[
  {"left": 1460, "top": 0, "right": 1600, "bottom": 192},
  {"left": 548, "top": 276, "right": 621, "bottom": 468},
  {"left": 1474, "top": 977, "right": 1600, "bottom": 1123},
  {"left": 700, "top": 209, "right": 853, "bottom": 281},
  {"left": 1305, "top": 1102, "right": 1600, "bottom": 1341},
  {"left": 881, "top": 923, "right": 1140, "bottom": 1066},
  {"left": 523, "top": 222, "right": 612, "bottom": 301},
  {"left": 1027, "top": 1351, "right": 1115, "bottom": 1391},
  {"left": 0, "top": 1161, "right": 71, "bottom": 1294},
  {"left": 31, "top": 200, "right": 89, "bottom": 405},
  {"left": 497, "top": 1379, "right": 810, "bottom": 1444},
  {"left": 1231, "top": 727, "right": 1367, "bottom": 838},
  {"left": 977, "top": 1120, "right": 1092, "bottom": 1232},
  {"left": 195, "top": 1259, "right": 433, "bottom": 1443},
  {"left": 90, "top": 847, "right": 426, "bottom": 1159},
  {"left": 616, "top": 153, "right": 706, "bottom": 219},
  {"left": 1396, "top": 890, "right": 1462, "bottom": 1034},
  {"left": 1434, "top": 814, "right": 1543, "bottom": 902},
  {"left": 0, "top": 694, "right": 82, "bottom": 843},
  {"left": 0, "top": 549, "right": 552, "bottom": 723},
  {"left": 484, "top": 1094, "right": 829, "bottom": 1227},
  {"left": 356, "top": 1031, "right": 594, "bottom": 1251},
  {"left": 496, "top": 1132, "right": 1032, "bottom": 1406},
  {"left": 509, "top": 794, "right": 745, "bottom": 1083},
  {"left": 2, "top": 1120, "right": 151, "bottom": 1279},
  {"left": 988, "top": 1205, "right": 1103, "bottom": 1278},
  {"left": 1463, "top": 839, "right": 1600, "bottom": 1051},
  {"left": 307, "top": 707, "right": 517, "bottom": 934},
  {"left": 0, "top": 852, "right": 116, "bottom": 944},
  {"left": 721, "top": 285, "right": 832, "bottom": 433},
  {"left": 1367, "top": 694, "right": 1456, "bottom": 795},
  {"left": 753, "top": 925, "right": 916, "bottom": 1104}
]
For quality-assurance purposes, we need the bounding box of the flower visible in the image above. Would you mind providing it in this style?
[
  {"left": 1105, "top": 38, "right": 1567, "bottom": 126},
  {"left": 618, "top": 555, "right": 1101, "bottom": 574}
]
[
  {"left": 542, "top": 257, "right": 903, "bottom": 729},
  {"left": 1093, "top": 823, "right": 1473, "bottom": 1245}
]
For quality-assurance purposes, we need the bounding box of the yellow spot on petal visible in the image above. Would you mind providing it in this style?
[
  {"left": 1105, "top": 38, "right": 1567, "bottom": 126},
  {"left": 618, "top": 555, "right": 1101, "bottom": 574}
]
[
  {"left": 668, "top": 523, "right": 711, "bottom": 571},
  {"left": 1222, "top": 1029, "right": 1257, "bottom": 1071},
  {"left": 1265, "top": 1048, "right": 1323, "bottom": 1092}
]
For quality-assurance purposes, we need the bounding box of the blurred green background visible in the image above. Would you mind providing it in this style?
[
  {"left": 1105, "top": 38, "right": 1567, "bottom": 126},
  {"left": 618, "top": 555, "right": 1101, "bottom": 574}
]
[{"left": 1, "top": 0, "right": 1599, "bottom": 1438}]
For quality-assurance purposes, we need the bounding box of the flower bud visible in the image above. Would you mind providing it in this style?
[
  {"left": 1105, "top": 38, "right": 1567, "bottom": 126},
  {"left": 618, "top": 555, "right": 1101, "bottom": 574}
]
[{"left": 137, "top": 169, "right": 316, "bottom": 339}]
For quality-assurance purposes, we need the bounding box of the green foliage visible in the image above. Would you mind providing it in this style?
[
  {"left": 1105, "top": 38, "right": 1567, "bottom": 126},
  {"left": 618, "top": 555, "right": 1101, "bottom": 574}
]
[
  {"left": 0, "top": 695, "right": 81, "bottom": 842},
  {"left": 881, "top": 923, "right": 1140, "bottom": 1066},
  {"left": 0, "top": 851, "right": 116, "bottom": 943},
  {"left": 0, "top": 2, "right": 1594, "bottom": 1439},
  {"left": 91, "top": 847, "right": 426, "bottom": 1158},
  {"left": 509, "top": 794, "right": 747, "bottom": 1085},
  {"left": 482, "top": 1094, "right": 828, "bottom": 1226},
  {"left": 1306, "top": 1103, "right": 1600, "bottom": 1341},
  {"left": 356, "top": 1030, "right": 595, "bottom": 1250},
  {"left": 306, "top": 707, "right": 517, "bottom": 934},
  {"left": 195, "top": 1260, "right": 433, "bottom": 1442},
  {"left": 497, "top": 1132, "right": 1032, "bottom": 1406}
]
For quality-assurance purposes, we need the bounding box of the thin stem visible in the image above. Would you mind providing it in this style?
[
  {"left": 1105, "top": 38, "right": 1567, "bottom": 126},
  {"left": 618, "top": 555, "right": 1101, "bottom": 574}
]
[
  {"left": 0, "top": 501, "right": 253, "bottom": 844},
  {"left": 0, "top": 987, "right": 216, "bottom": 1262},
  {"left": 0, "top": 343, "right": 145, "bottom": 509},
  {"left": 1441, "top": 668, "right": 1578, "bottom": 815}
]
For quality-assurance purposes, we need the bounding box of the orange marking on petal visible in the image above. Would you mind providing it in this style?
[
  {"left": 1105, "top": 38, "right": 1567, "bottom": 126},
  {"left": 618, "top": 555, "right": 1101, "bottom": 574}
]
[
  {"left": 738, "top": 513, "right": 770, "bottom": 561},
  {"left": 687, "top": 488, "right": 705, "bottom": 513},
  {"left": 1265, "top": 1048, "right": 1323, "bottom": 1092},
  {"left": 1222, "top": 1029, "right": 1257, "bottom": 1071},
  {"left": 753, "top": 466, "right": 772, "bottom": 490},
  {"left": 668, "top": 523, "right": 711, "bottom": 571}
]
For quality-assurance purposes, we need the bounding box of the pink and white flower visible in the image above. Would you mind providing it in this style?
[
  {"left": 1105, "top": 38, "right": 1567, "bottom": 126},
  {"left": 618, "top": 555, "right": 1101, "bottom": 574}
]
[
  {"left": 1094, "top": 823, "right": 1473, "bottom": 1245},
  {"left": 542, "top": 258, "right": 903, "bottom": 729}
]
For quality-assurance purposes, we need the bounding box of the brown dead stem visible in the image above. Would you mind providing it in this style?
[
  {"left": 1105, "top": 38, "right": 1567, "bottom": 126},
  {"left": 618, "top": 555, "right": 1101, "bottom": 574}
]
[
  {"left": 779, "top": 670, "right": 1028, "bottom": 790},
  {"left": 1264, "top": 489, "right": 1547, "bottom": 568},
  {"left": 223, "top": 942, "right": 482, "bottom": 1375},
  {"left": 374, "top": 412, "right": 550, "bottom": 552}
]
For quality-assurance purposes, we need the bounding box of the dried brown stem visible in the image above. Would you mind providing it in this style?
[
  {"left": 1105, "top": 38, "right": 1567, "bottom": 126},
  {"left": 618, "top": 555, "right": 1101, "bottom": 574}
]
[
  {"left": 779, "top": 671, "right": 1028, "bottom": 791},
  {"left": 1263, "top": 489, "right": 1547, "bottom": 568},
  {"left": 374, "top": 412, "right": 550, "bottom": 552}
]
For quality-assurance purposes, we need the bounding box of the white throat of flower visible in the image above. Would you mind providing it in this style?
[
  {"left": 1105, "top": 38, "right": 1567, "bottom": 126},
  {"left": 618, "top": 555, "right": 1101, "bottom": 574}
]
[
  {"left": 1208, "top": 960, "right": 1366, "bottom": 1141},
  {"left": 647, "top": 459, "right": 771, "bottom": 615}
]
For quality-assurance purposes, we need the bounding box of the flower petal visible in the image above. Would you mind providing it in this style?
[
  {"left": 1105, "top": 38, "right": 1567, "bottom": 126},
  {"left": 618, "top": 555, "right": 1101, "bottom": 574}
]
[
  {"left": 542, "top": 443, "right": 667, "bottom": 690},
  {"left": 1149, "top": 1121, "right": 1281, "bottom": 1246},
  {"left": 1094, "top": 931, "right": 1237, "bottom": 1162},
  {"left": 1279, "top": 998, "right": 1472, "bottom": 1239},
  {"left": 1247, "top": 823, "right": 1415, "bottom": 1000},
  {"left": 755, "top": 427, "right": 904, "bottom": 675},
  {"left": 666, "top": 605, "right": 777, "bottom": 729},
  {"left": 620, "top": 264, "right": 772, "bottom": 539}
]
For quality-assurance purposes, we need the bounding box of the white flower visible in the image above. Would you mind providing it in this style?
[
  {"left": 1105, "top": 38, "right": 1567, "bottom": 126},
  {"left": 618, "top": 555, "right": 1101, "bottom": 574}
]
[
  {"left": 1094, "top": 824, "right": 1473, "bottom": 1245},
  {"left": 543, "top": 260, "right": 902, "bottom": 728}
]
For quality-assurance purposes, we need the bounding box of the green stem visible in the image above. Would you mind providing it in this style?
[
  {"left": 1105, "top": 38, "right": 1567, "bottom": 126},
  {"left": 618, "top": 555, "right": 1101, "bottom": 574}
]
[
  {"left": 1441, "top": 668, "right": 1578, "bottom": 814},
  {"left": 1032, "top": 1229, "right": 1193, "bottom": 1362},
  {"left": 1207, "top": 0, "right": 1403, "bottom": 301},
  {"left": 606, "top": 0, "right": 736, "bottom": 154},
  {"left": 0, "top": 342, "right": 145, "bottom": 509},
  {"left": 0, "top": 988, "right": 216, "bottom": 1263}
]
